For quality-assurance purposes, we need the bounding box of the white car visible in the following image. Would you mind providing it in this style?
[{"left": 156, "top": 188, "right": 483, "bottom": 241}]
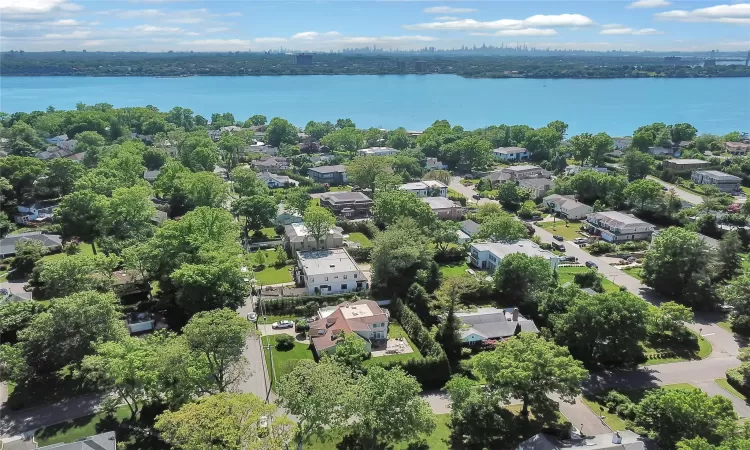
[
  {"left": 573, "top": 238, "right": 588, "bottom": 244},
  {"left": 271, "top": 320, "right": 294, "bottom": 329},
  {"left": 247, "top": 312, "right": 258, "bottom": 322}
]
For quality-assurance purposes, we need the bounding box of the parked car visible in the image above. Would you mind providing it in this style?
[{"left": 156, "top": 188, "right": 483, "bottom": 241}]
[
  {"left": 246, "top": 312, "right": 258, "bottom": 322},
  {"left": 472, "top": 194, "right": 481, "bottom": 200},
  {"left": 271, "top": 320, "right": 294, "bottom": 329},
  {"left": 560, "top": 256, "right": 578, "bottom": 262},
  {"left": 553, "top": 235, "right": 564, "bottom": 241},
  {"left": 573, "top": 238, "right": 588, "bottom": 244},
  {"left": 551, "top": 242, "right": 565, "bottom": 252},
  {"left": 585, "top": 261, "right": 598, "bottom": 269},
  {"left": 532, "top": 215, "right": 543, "bottom": 221}
]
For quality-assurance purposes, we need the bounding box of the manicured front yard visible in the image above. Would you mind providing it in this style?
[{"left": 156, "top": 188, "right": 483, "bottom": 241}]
[
  {"left": 536, "top": 221, "right": 584, "bottom": 240},
  {"left": 39, "top": 243, "right": 95, "bottom": 264},
  {"left": 715, "top": 378, "right": 747, "bottom": 401},
  {"left": 439, "top": 261, "right": 473, "bottom": 279},
  {"left": 364, "top": 323, "right": 423, "bottom": 367},
  {"left": 252, "top": 249, "right": 293, "bottom": 285},
  {"left": 35, "top": 405, "right": 132, "bottom": 446},
  {"left": 346, "top": 232, "right": 373, "bottom": 248},
  {"left": 622, "top": 266, "right": 644, "bottom": 281},
  {"left": 640, "top": 329, "right": 712, "bottom": 366},
  {"left": 556, "top": 266, "right": 619, "bottom": 293},
  {"left": 264, "top": 334, "right": 315, "bottom": 386}
]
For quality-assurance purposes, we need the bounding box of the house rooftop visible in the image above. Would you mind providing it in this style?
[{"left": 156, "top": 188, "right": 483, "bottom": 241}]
[
  {"left": 400, "top": 180, "right": 447, "bottom": 190},
  {"left": 666, "top": 158, "right": 708, "bottom": 165},
  {"left": 519, "top": 430, "right": 647, "bottom": 450},
  {"left": 38, "top": 431, "right": 117, "bottom": 450},
  {"left": 309, "top": 300, "right": 387, "bottom": 351},
  {"left": 493, "top": 146, "right": 527, "bottom": 154},
  {"left": 695, "top": 170, "right": 742, "bottom": 181},
  {"left": 518, "top": 178, "right": 553, "bottom": 188},
  {"left": 455, "top": 307, "right": 539, "bottom": 340},
  {"left": 503, "top": 164, "right": 541, "bottom": 172},
  {"left": 285, "top": 223, "right": 342, "bottom": 242},
  {"left": 297, "top": 248, "right": 359, "bottom": 276},
  {"left": 472, "top": 240, "right": 556, "bottom": 260},
  {"left": 308, "top": 164, "right": 347, "bottom": 174},
  {"left": 460, "top": 219, "right": 480, "bottom": 235},
  {"left": 320, "top": 191, "right": 372, "bottom": 203},
  {"left": 0, "top": 232, "right": 62, "bottom": 256},
  {"left": 421, "top": 196, "right": 457, "bottom": 210},
  {"left": 589, "top": 211, "right": 652, "bottom": 227}
]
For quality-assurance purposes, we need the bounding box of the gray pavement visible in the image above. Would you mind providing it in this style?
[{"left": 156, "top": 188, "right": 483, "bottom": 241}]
[
  {"left": 647, "top": 176, "right": 704, "bottom": 206},
  {"left": 694, "top": 380, "right": 750, "bottom": 418},
  {"left": 236, "top": 295, "right": 275, "bottom": 402},
  {"left": 1, "top": 394, "right": 105, "bottom": 438},
  {"left": 550, "top": 394, "right": 611, "bottom": 435}
]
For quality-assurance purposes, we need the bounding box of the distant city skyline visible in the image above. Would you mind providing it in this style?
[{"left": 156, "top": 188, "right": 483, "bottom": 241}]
[{"left": 1, "top": 0, "right": 749, "bottom": 53}]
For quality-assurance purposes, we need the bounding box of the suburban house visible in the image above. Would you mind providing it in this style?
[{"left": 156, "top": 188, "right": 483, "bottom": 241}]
[
  {"left": 251, "top": 156, "right": 290, "bottom": 173},
  {"left": 45, "top": 134, "right": 69, "bottom": 145},
  {"left": 565, "top": 165, "right": 608, "bottom": 176},
  {"left": 35, "top": 148, "right": 73, "bottom": 160},
  {"left": 37, "top": 431, "right": 117, "bottom": 450},
  {"left": 519, "top": 430, "right": 646, "bottom": 450},
  {"left": 294, "top": 248, "right": 368, "bottom": 295},
  {"left": 663, "top": 158, "right": 711, "bottom": 171},
  {"left": 725, "top": 141, "right": 750, "bottom": 156},
  {"left": 143, "top": 169, "right": 161, "bottom": 183},
  {"left": 319, "top": 191, "right": 374, "bottom": 219},
  {"left": 425, "top": 157, "right": 448, "bottom": 170},
  {"left": 586, "top": 211, "right": 655, "bottom": 243},
  {"left": 648, "top": 146, "right": 675, "bottom": 156},
  {"left": 14, "top": 200, "right": 58, "bottom": 224},
  {"left": 456, "top": 229, "right": 471, "bottom": 244},
  {"left": 543, "top": 194, "right": 593, "bottom": 220},
  {"left": 275, "top": 203, "right": 303, "bottom": 226},
  {"left": 283, "top": 223, "right": 344, "bottom": 252},
  {"left": 455, "top": 307, "right": 539, "bottom": 344},
  {"left": 399, "top": 180, "right": 448, "bottom": 197},
  {"left": 613, "top": 137, "right": 632, "bottom": 150},
  {"left": 311, "top": 154, "right": 334, "bottom": 164},
  {"left": 246, "top": 142, "right": 278, "bottom": 156},
  {"left": 0, "top": 232, "right": 63, "bottom": 257},
  {"left": 56, "top": 139, "right": 78, "bottom": 152},
  {"left": 482, "top": 165, "right": 550, "bottom": 187},
  {"left": 469, "top": 240, "right": 560, "bottom": 273},
  {"left": 356, "top": 146, "right": 399, "bottom": 157},
  {"left": 460, "top": 219, "right": 480, "bottom": 237},
  {"left": 258, "top": 171, "right": 296, "bottom": 188},
  {"left": 691, "top": 170, "right": 742, "bottom": 193},
  {"left": 518, "top": 178, "right": 553, "bottom": 199},
  {"left": 307, "top": 165, "right": 347, "bottom": 185},
  {"left": 492, "top": 146, "right": 529, "bottom": 161},
  {"left": 422, "top": 197, "right": 464, "bottom": 220},
  {"left": 308, "top": 300, "right": 388, "bottom": 357}
]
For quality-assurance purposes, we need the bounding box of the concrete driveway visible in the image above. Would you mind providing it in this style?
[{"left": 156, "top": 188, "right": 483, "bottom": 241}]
[{"left": 235, "top": 295, "right": 274, "bottom": 402}]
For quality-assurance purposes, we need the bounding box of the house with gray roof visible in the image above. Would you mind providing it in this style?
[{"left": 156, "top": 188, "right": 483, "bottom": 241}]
[
  {"left": 307, "top": 165, "right": 347, "bottom": 185},
  {"left": 319, "top": 191, "right": 373, "bottom": 219},
  {"left": 455, "top": 307, "right": 539, "bottom": 344},
  {"left": 460, "top": 219, "right": 480, "bottom": 236},
  {"left": 519, "top": 430, "right": 648, "bottom": 450},
  {"left": 0, "top": 232, "right": 62, "bottom": 258},
  {"left": 38, "top": 431, "right": 117, "bottom": 450},
  {"left": 258, "top": 171, "right": 296, "bottom": 188},
  {"left": 691, "top": 170, "right": 742, "bottom": 193}
]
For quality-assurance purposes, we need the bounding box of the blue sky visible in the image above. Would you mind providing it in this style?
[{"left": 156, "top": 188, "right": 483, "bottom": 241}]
[{"left": 1, "top": 0, "right": 748, "bottom": 52}]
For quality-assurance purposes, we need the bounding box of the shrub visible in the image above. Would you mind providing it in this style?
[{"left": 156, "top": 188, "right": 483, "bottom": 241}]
[
  {"left": 275, "top": 334, "right": 295, "bottom": 351},
  {"left": 335, "top": 219, "right": 379, "bottom": 239},
  {"left": 295, "top": 319, "right": 310, "bottom": 335},
  {"left": 434, "top": 246, "right": 465, "bottom": 263},
  {"left": 603, "top": 390, "right": 633, "bottom": 414},
  {"left": 460, "top": 347, "right": 473, "bottom": 358},
  {"left": 63, "top": 241, "right": 81, "bottom": 255},
  {"left": 588, "top": 241, "right": 616, "bottom": 255},
  {"left": 573, "top": 270, "right": 603, "bottom": 292},
  {"left": 274, "top": 224, "right": 285, "bottom": 236},
  {"left": 348, "top": 247, "right": 372, "bottom": 263}
]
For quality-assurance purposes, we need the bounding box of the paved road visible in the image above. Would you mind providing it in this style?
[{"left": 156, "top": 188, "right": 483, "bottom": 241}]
[
  {"left": 647, "top": 176, "right": 704, "bottom": 206},
  {"left": 236, "top": 295, "right": 275, "bottom": 402}
]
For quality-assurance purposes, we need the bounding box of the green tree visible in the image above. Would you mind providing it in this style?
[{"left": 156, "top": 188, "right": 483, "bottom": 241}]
[
  {"left": 336, "top": 118, "right": 356, "bottom": 129},
  {"left": 75, "top": 130, "right": 107, "bottom": 162},
  {"left": 472, "top": 333, "right": 587, "bottom": 417},
  {"left": 182, "top": 309, "right": 254, "bottom": 393},
  {"left": 436, "top": 297, "right": 463, "bottom": 367},
  {"left": 477, "top": 212, "right": 528, "bottom": 242},
  {"left": 496, "top": 182, "right": 526, "bottom": 209},
  {"left": 101, "top": 185, "right": 155, "bottom": 241},
  {"left": 423, "top": 169, "right": 451, "bottom": 185},
  {"left": 642, "top": 227, "right": 713, "bottom": 307},
  {"left": 647, "top": 301, "right": 694, "bottom": 341},
  {"left": 277, "top": 360, "right": 355, "bottom": 449},
  {"left": 440, "top": 136, "right": 492, "bottom": 170},
  {"left": 303, "top": 121, "right": 335, "bottom": 140},
  {"left": 246, "top": 115, "right": 267, "bottom": 127},
  {"left": 0, "top": 301, "right": 44, "bottom": 344},
  {"left": 217, "top": 132, "right": 244, "bottom": 173},
  {"left": 719, "top": 275, "right": 750, "bottom": 333},
  {"left": 431, "top": 220, "right": 459, "bottom": 252},
  {"left": 182, "top": 171, "right": 229, "bottom": 208},
  {"left": 320, "top": 127, "right": 363, "bottom": 153},
  {"left": 0, "top": 156, "right": 48, "bottom": 203},
  {"left": 265, "top": 117, "right": 298, "bottom": 147},
  {"left": 166, "top": 106, "right": 195, "bottom": 130},
  {"left": 330, "top": 332, "right": 368, "bottom": 373},
  {"left": 253, "top": 249, "right": 267, "bottom": 269},
  {"left": 494, "top": 253, "right": 554, "bottom": 314},
  {"left": 623, "top": 150, "right": 654, "bottom": 181},
  {"left": 624, "top": 178, "right": 665, "bottom": 212},
  {"left": 142, "top": 147, "right": 168, "bottom": 170},
  {"left": 347, "top": 156, "right": 392, "bottom": 192},
  {"left": 635, "top": 387, "right": 735, "bottom": 449},
  {"left": 44, "top": 158, "right": 86, "bottom": 196},
  {"left": 172, "top": 254, "right": 249, "bottom": 314},
  {"left": 569, "top": 133, "right": 594, "bottom": 162},
  {"left": 551, "top": 291, "right": 649, "bottom": 367},
  {"left": 155, "top": 392, "right": 296, "bottom": 450},
  {"left": 349, "top": 366, "right": 435, "bottom": 450},
  {"left": 715, "top": 230, "right": 743, "bottom": 281},
  {"left": 10, "top": 240, "right": 48, "bottom": 277},
  {"left": 590, "top": 132, "right": 614, "bottom": 166},
  {"left": 373, "top": 189, "right": 435, "bottom": 229},
  {"left": 7, "top": 121, "right": 45, "bottom": 156},
  {"left": 232, "top": 196, "right": 276, "bottom": 238},
  {"left": 669, "top": 123, "right": 698, "bottom": 145},
  {"left": 31, "top": 253, "right": 119, "bottom": 299},
  {"left": 386, "top": 127, "right": 410, "bottom": 150},
  {"left": 57, "top": 190, "right": 108, "bottom": 254},
  {"left": 302, "top": 205, "right": 336, "bottom": 248},
  {"left": 371, "top": 218, "right": 435, "bottom": 297},
  {"left": 230, "top": 166, "right": 269, "bottom": 198},
  {"left": 446, "top": 376, "right": 516, "bottom": 449}
]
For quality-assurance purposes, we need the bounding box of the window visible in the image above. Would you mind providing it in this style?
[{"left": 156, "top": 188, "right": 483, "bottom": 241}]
[
  {"left": 325, "top": 277, "right": 328, "bottom": 281},
  {"left": 353, "top": 274, "right": 357, "bottom": 279},
  {"left": 341, "top": 284, "right": 347, "bottom": 290},
  {"left": 344, "top": 275, "right": 348, "bottom": 280}
]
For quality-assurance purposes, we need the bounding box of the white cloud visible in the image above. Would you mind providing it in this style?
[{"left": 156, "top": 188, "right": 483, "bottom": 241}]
[
  {"left": 205, "top": 27, "right": 230, "bottom": 33},
  {"left": 404, "top": 13, "right": 594, "bottom": 31},
  {"left": 601, "top": 23, "right": 625, "bottom": 29},
  {"left": 0, "top": 0, "right": 83, "bottom": 20},
  {"left": 423, "top": 6, "right": 477, "bottom": 14},
  {"left": 131, "top": 24, "right": 185, "bottom": 34},
  {"left": 471, "top": 28, "right": 558, "bottom": 37},
  {"left": 600, "top": 27, "right": 663, "bottom": 35},
  {"left": 627, "top": 0, "right": 672, "bottom": 9},
  {"left": 52, "top": 19, "right": 81, "bottom": 26},
  {"left": 44, "top": 30, "right": 91, "bottom": 39},
  {"left": 254, "top": 37, "right": 287, "bottom": 43},
  {"left": 655, "top": 3, "right": 750, "bottom": 24},
  {"left": 434, "top": 16, "right": 459, "bottom": 21},
  {"left": 291, "top": 31, "right": 343, "bottom": 40}
]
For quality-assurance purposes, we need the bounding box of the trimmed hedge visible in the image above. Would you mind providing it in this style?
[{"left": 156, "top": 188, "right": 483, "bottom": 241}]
[
  {"left": 434, "top": 246, "right": 465, "bottom": 264},
  {"left": 348, "top": 247, "right": 372, "bottom": 263},
  {"left": 260, "top": 292, "right": 363, "bottom": 315},
  {"left": 336, "top": 219, "right": 379, "bottom": 239}
]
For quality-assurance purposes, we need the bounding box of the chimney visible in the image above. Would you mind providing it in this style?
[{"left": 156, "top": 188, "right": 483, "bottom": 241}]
[{"left": 512, "top": 307, "right": 519, "bottom": 322}]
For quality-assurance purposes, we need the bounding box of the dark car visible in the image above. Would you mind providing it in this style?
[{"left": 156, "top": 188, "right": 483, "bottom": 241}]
[
  {"left": 561, "top": 256, "right": 578, "bottom": 262},
  {"left": 531, "top": 215, "right": 543, "bottom": 221},
  {"left": 472, "top": 194, "right": 481, "bottom": 200},
  {"left": 553, "top": 235, "right": 564, "bottom": 242},
  {"left": 551, "top": 242, "right": 565, "bottom": 252},
  {"left": 585, "top": 261, "right": 598, "bottom": 269}
]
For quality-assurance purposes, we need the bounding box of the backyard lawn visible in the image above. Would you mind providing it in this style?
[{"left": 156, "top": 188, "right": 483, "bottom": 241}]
[
  {"left": 556, "top": 266, "right": 619, "bottom": 293},
  {"left": 346, "top": 232, "right": 373, "bottom": 248},
  {"left": 328, "top": 185, "right": 352, "bottom": 192},
  {"left": 264, "top": 334, "right": 315, "bottom": 387},
  {"left": 364, "top": 323, "right": 423, "bottom": 367},
  {"left": 536, "top": 221, "right": 584, "bottom": 240},
  {"left": 35, "top": 405, "right": 132, "bottom": 446},
  {"left": 40, "top": 243, "right": 95, "bottom": 263},
  {"left": 439, "top": 261, "right": 472, "bottom": 279},
  {"left": 252, "top": 249, "right": 293, "bottom": 285}
]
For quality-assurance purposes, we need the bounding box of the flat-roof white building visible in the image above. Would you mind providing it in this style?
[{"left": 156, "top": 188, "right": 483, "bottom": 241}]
[
  {"left": 399, "top": 180, "right": 448, "bottom": 198},
  {"left": 357, "top": 147, "right": 399, "bottom": 157},
  {"left": 294, "top": 248, "right": 368, "bottom": 295},
  {"left": 691, "top": 170, "right": 742, "bottom": 193},
  {"left": 469, "top": 240, "right": 560, "bottom": 273}
]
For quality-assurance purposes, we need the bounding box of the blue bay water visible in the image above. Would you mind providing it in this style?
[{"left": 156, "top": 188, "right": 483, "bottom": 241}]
[{"left": 1, "top": 75, "right": 748, "bottom": 136}]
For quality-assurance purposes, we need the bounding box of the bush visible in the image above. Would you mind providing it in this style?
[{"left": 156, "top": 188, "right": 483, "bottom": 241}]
[
  {"left": 573, "top": 270, "right": 603, "bottom": 292},
  {"left": 460, "top": 347, "right": 473, "bottom": 358},
  {"left": 603, "top": 390, "right": 633, "bottom": 414},
  {"left": 274, "top": 224, "right": 285, "bottom": 236},
  {"left": 275, "top": 334, "right": 295, "bottom": 351},
  {"left": 348, "top": 247, "right": 372, "bottom": 263},
  {"left": 335, "top": 219, "right": 379, "bottom": 239},
  {"left": 262, "top": 293, "right": 362, "bottom": 315},
  {"left": 618, "top": 241, "right": 649, "bottom": 252},
  {"left": 434, "top": 246, "right": 465, "bottom": 263},
  {"left": 588, "top": 241, "right": 617, "bottom": 255},
  {"left": 63, "top": 241, "right": 81, "bottom": 255},
  {"left": 295, "top": 319, "right": 310, "bottom": 335}
]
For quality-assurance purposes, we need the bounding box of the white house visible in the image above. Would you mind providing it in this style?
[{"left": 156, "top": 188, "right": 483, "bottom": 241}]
[
  {"left": 257, "top": 171, "right": 296, "bottom": 188},
  {"left": 399, "top": 180, "right": 448, "bottom": 198},
  {"left": 492, "top": 146, "right": 529, "bottom": 162},
  {"left": 613, "top": 137, "right": 632, "bottom": 150},
  {"left": 586, "top": 211, "right": 655, "bottom": 243},
  {"left": 543, "top": 194, "right": 593, "bottom": 220},
  {"left": 294, "top": 248, "right": 368, "bottom": 295},
  {"left": 469, "top": 240, "right": 560, "bottom": 273},
  {"left": 356, "top": 147, "right": 399, "bottom": 157},
  {"left": 691, "top": 170, "right": 742, "bottom": 193},
  {"left": 456, "top": 230, "right": 471, "bottom": 244},
  {"left": 425, "top": 157, "right": 448, "bottom": 170},
  {"left": 518, "top": 178, "right": 553, "bottom": 199},
  {"left": 14, "top": 201, "right": 58, "bottom": 224},
  {"left": 308, "top": 300, "right": 388, "bottom": 357},
  {"left": 456, "top": 307, "right": 539, "bottom": 344}
]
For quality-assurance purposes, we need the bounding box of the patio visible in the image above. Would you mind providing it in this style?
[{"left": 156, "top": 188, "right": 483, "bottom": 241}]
[{"left": 371, "top": 337, "right": 414, "bottom": 358}]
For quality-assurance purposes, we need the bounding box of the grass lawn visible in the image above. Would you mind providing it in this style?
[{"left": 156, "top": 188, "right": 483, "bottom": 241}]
[
  {"left": 439, "top": 261, "right": 472, "bottom": 279},
  {"left": 718, "top": 320, "right": 734, "bottom": 333},
  {"left": 259, "top": 227, "right": 278, "bottom": 239},
  {"left": 347, "top": 232, "right": 373, "bottom": 248},
  {"left": 264, "top": 334, "right": 314, "bottom": 387},
  {"left": 622, "top": 266, "right": 643, "bottom": 281},
  {"left": 40, "top": 243, "right": 95, "bottom": 263},
  {"left": 557, "top": 266, "right": 619, "bottom": 293},
  {"left": 0, "top": 272, "right": 7, "bottom": 281},
  {"left": 364, "top": 323, "right": 423, "bottom": 367},
  {"left": 252, "top": 249, "right": 293, "bottom": 285},
  {"left": 641, "top": 330, "right": 712, "bottom": 366},
  {"left": 447, "top": 188, "right": 466, "bottom": 199},
  {"left": 537, "top": 221, "right": 583, "bottom": 240},
  {"left": 35, "top": 405, "right": 131, "bottom": 446},
  {"left": 328, "top": 185, "right": 352, "bottom": 192},
  {"left": 742, "top": 186, "right": 750, "bottom": 196},
  {"left": 715, "top": 378, "right": 747, "bottom": 401}
]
